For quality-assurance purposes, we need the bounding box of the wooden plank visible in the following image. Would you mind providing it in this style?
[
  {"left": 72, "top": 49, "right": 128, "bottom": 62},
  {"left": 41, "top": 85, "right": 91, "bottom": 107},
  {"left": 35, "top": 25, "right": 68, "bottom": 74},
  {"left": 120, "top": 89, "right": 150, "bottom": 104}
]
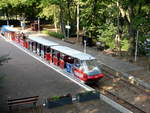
[
  {"left": 8, "top": 100, "right": 38, "bottom": 106},
  {"left": 8, "top": 99, "right": 38, "bottom": 105},
  {"left": 8, "top": 96, "right": 39, "bottom": 102},
  {"left": 8, "top": 97, "right": 38, "bottom": 103}
]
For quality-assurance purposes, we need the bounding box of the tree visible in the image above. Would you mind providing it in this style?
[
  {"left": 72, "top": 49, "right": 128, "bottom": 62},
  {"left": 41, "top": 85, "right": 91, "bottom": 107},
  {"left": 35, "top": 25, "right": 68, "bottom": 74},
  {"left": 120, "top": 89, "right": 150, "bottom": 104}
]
[{"left": 117, "top": 0, "right": 150, "bottom": 55}]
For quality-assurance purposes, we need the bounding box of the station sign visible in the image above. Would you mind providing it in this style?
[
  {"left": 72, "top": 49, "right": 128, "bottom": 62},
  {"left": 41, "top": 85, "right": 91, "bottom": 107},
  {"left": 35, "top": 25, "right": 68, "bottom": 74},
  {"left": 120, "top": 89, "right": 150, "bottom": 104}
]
[{"left": 65, "top": 25, "right": 71, "bottom": 29}]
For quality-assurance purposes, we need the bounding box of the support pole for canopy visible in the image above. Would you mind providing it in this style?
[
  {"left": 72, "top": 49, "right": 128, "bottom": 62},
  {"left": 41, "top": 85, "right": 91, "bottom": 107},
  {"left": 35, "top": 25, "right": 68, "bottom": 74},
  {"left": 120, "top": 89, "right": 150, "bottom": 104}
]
[{"left": 84, "top": 40, "right": 86, "bottom": 53}]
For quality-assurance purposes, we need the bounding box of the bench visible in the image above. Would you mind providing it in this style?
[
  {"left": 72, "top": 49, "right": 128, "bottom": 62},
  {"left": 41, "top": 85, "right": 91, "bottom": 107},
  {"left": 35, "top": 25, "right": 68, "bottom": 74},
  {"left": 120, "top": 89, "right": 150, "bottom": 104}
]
[{"left": 7, "top": 96, "right": 39, "bottom": 110}]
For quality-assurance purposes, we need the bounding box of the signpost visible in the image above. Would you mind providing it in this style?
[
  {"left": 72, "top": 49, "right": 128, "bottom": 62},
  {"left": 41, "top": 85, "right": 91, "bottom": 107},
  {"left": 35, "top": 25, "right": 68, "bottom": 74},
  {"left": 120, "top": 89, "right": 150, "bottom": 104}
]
[
  {"left": 84, "top": 40, "right": 86, "bottom": 53},
  {"left": 65, "top": 23, "right": 71, "bottom": 39},
  {"left": 135, "top": 30, "right": 139, "bottom": 62},
  {"left": 7, "top": 20, "right": 9, "bottom": 25}
]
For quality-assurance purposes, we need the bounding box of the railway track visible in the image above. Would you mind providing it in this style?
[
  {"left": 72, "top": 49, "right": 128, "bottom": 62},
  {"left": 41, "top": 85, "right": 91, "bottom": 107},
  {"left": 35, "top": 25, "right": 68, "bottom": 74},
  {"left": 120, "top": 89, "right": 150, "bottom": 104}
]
[
  {"left": 102, "top": 69, "right": 150, "bottom": 95},
  {"left": 90, "top": 83, "right": 147, "bottom": 113},
  {"left": 88, "top": 69, "right": 149, "bottom": 113},
  {"left": 100, "top": 87, "right": 146, "bottom": 113}
]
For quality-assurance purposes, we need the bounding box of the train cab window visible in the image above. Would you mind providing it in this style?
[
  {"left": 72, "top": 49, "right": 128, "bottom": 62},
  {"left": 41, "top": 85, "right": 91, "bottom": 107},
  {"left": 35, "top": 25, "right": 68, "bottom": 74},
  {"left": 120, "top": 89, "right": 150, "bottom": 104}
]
[{"left": 84, "top": 60, "right": 101, "bottom": 76}]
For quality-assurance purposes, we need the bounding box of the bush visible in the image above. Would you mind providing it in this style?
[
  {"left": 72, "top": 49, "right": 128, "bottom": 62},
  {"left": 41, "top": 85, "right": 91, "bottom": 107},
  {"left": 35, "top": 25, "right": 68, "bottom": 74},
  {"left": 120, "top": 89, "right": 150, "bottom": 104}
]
[
  {"left": 121, "top": 39, "right": 129, "bottom": 51},
  {"left": 97, "top": 24, "right": 116, "bottom": 49},
  {"left": 41, "top": 29, "right": 50, "bottom": 34},
  {"left": 42, "top": 29, "right": 64, "bottom": 39},
  {"left": 48, "top": 32, "right": 64, "bottom": 39}
]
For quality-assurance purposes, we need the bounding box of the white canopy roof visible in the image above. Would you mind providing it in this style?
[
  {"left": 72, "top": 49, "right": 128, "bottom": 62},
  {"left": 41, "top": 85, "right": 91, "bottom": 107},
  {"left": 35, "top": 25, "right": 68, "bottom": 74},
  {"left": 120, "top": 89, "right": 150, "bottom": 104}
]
[
  {"left": 4, "top": 26, "right": 18, "bottom": 32},
  {"left": 51, "top": 46, "right": 95, "bottom": 60},
  {"left": 28, "top": 36, "right": 59, "bottom": 46}
]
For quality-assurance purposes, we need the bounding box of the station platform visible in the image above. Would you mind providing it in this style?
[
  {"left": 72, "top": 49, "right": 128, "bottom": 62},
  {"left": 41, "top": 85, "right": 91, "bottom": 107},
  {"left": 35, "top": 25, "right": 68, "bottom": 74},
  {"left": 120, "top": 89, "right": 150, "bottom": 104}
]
[
  {"left": 0, "top": 36, "right": 122, "bottom": 113},
  {"left": 0, "top": 37, "right": 85, "bottom": 112}
]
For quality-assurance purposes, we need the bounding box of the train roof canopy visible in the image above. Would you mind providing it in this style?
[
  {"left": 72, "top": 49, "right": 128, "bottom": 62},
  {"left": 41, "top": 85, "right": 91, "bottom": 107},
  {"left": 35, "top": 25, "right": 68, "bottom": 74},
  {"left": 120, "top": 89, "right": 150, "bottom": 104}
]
[
  {"left": 51, "top": 46, "right": 95, "bottom": 60},
  {"left": 28, "top": 35, "right": 59, "bottom": 46},
  {"left": 1, "top": 25, "right": 18, "bottom": 32}
]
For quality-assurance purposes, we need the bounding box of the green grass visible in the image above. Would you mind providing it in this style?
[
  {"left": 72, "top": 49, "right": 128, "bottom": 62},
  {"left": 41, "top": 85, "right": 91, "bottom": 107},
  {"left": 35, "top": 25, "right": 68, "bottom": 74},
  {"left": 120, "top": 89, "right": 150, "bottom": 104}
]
[
  {"left": 51, "top": 96, "right": 60, "bottom": 101},
  {"left": 42, "top": 29, "right": 64, "bottom": 39}
]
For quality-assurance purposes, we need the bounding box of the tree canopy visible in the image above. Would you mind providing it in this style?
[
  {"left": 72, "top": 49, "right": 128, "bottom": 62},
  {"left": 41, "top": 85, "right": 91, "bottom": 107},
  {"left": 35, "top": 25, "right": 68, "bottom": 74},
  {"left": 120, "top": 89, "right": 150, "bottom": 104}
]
[{"left": 0, "top": 0, "right": 149, "bottom": 55}]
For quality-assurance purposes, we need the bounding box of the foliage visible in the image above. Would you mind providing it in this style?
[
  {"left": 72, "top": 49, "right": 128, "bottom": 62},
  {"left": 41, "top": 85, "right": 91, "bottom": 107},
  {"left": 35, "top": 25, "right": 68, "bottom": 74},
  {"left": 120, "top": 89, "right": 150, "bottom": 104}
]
[
  {"left": 97, "top": 23, "right": 117, "bottom": 49},
  {"left": 50, "top": 96, "right": 60, "bottom": 101},
  {"left": 41, "top": 29, "right": 49, "bottom": 34},
  {"left": 121, "top": 38, "right": 129, "bottom": 51},
  {"left": 0, "top": 0, "right": 149, "bottom": 56}
]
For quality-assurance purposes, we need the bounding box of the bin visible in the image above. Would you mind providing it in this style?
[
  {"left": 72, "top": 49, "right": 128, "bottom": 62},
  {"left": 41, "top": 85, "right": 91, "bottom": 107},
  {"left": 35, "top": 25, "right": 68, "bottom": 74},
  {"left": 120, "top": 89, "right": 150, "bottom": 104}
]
[{"left": 82, "top": 36, "right": 93, "bottom": 47}]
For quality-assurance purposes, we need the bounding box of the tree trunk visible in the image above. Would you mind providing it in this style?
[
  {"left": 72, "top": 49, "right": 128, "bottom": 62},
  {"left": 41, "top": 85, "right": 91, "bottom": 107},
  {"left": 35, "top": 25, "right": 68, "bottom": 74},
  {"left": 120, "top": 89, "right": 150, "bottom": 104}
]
[
  {"left": 59, "top": 3, "right": 66, "bottom": 38},
  {"left": 118, "top": 2, "right": 136, "bottom": 56},
  {"left": 128, "top": 5, "right": 136, "bottom": 56},
  {"left": 5, "top": 8, "right": 9, "bottom": 25},
  {"left": 53, "top": 6, "right": 58, "bottom": 32}
]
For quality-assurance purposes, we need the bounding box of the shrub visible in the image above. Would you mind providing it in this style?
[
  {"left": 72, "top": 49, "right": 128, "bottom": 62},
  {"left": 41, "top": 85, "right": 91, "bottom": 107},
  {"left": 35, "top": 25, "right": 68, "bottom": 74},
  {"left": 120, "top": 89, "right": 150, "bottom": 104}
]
[
  {"left": 97, "top": 24, "right": 116, "bottom": 49},
  {"left": 42, "top": 29, "right": 64, "bottom": 39},
  {"left": 50, "top": 96, "right": 60, "bottom": 101},
  {"left": 41, "top": 29, "right": 49, "bottom": 34},
  {"left": 121, "top": 39, "right": 129, "bottom": 51}
]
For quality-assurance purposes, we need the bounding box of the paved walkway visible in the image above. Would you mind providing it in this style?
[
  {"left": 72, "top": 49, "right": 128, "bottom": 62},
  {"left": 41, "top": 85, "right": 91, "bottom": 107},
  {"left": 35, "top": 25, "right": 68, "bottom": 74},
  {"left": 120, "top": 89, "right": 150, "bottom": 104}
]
[{"left": 26, "top": 31, "right": 150, "bottom": 90}]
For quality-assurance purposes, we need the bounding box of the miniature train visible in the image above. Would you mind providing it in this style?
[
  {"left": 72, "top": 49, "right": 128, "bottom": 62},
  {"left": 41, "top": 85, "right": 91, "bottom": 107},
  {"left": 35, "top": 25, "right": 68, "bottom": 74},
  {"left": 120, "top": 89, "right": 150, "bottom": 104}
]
[{"left": 1, "top": 26, "right": 104, "bottom": 83}]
